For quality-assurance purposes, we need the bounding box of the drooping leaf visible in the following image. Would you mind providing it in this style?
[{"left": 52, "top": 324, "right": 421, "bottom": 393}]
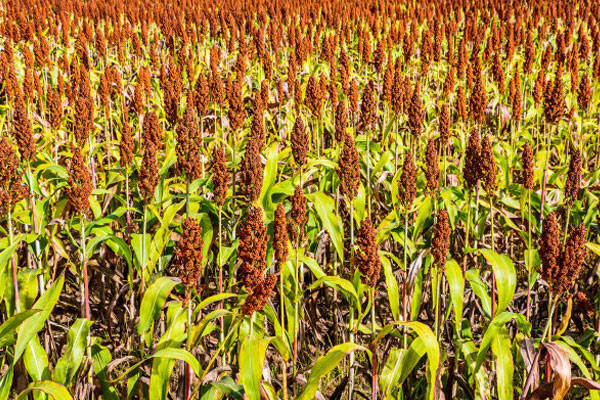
[
  {"left": 543, "top": 342, "right": 572, "bottom": 400},
  {"left": 298, "top": 342, "right": 365, "bottom": 400},
  {"left": 16, "top": 381, "right": 73, "bottom": 400}
]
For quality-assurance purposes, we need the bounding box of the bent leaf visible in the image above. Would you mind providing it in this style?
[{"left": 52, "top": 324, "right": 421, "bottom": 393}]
[
  {"left": 298, "top": 343, "right": 365, "bottom": 400},
  {"left": 16, "top": 381, "right": 73, "bottom": 400}
]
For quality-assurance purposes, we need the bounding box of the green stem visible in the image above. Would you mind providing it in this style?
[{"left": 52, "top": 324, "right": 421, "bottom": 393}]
[
  {"left": 28, "top": 163, "right": 44, "bottom": 294},
  {"left": 370, "top": 286, "right": 378, "bottom": 400},
  {"left": 394, "top": 118, "right": 399, "bottom": 171},
  {"left": 280, "top": 257, "right": 288, "bottom": 400},
  {"left": 490, "top": 198, "right": 496, "bottom": 317},
  {"left": 543, "top": 296, "right": 557, "bottom": 343},
  {"left": 473, "top": 184, "right": 480, "bottom": 250},
  {"left": 81, "top": 213, "right": 90, "bottom": 320},
  {"left": 464, "top": 190, "right": 472, "bottom": 274},
  {"left": 348, "top": 307, "right": 355, "bottom": 400},
  {"left": 367, "top": 129, "right": 371, "bottom": 217},
  {"left": 293, "top": 168, "right": 303, "bottom": 381},
  {"left": 8, "top": 209, "right": 20, "bottom": 314},
  {"left": 526, "top": 189, "right": 532, "bottom": 321},
  {"left": 141, "top": 205, "right": 147, "bottom": 292},
  {"left": 185, "top": 300, "right": 193, "bottom": 400},
  {"left": 348, "top": 198, "right": 355, "bottom": 400},
  {"left": 434, "top": 267, "right": 441, "bottom": 341},
  {"left": 218, "top": 206, "right": 225, "bottom": 364}
]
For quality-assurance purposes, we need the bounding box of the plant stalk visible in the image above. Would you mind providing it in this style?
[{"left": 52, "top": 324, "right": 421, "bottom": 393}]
[
  {"left": 526, "top": 189, "right": 532, "bottom": 321},
  {"left": 81, "top": 213, "right": 90, "bottom": 320},
  {"left": 490, "top": 198, "right": 496, "bottom": 317},
  {"left": 371, "top": 287, "right": 377, "bottom": 400},
  {"left": 8, "top": 209, "right": 21, "bottom": 314}
]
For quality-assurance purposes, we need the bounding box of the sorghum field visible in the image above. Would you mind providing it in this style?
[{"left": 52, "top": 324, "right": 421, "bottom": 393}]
[{"left": 0, "top": 0, "right": 600, "bottom": 398}]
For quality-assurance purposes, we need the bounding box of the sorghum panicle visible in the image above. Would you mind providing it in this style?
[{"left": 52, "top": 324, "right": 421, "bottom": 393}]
[
  {"left": 354, "top": 217, "right": 381, "bottom": 287},
  {"left": 431, "top": 209, "right": 451, "bottom": 268}
]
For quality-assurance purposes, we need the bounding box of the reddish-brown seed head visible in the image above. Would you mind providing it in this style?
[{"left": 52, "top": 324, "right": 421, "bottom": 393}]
[
  {"left": 67, "top": 144, "right": 93, "bottom": 216},
  {"left": 354, "top": 217, "right": 381, "bottom": 287},
  {"left": 431, "top": 209, "right": 451, "bottom": 268},
  {"left": 522, "top": 142, "right": 535, "bottom": 190},
  {"left": 273, "top": 203, "right": 289, "bottom": 264},
  {"left": 211, "top": 146, "right": 229, "bottom": 208},
  {"left": 173, "top": 217, "right": 204, "bottom": 302}
]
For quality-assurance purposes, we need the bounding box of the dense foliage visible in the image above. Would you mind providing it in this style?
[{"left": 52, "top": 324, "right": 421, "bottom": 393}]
[{"left": 0, "top": 0, "right": 599, "bottom": 399}]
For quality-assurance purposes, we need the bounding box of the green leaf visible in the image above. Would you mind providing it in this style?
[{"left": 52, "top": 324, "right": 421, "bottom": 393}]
[
  {"left": 131, "top": 232, "right": 152, "bottom": 276},
  {"left": 23, "top": 335, "right": 50, "bottom": 382},
  {"left": 412, "top": 197, "right": 432, "bottom": 241},
  {"left": 54, "top": 319, "right": 93, "bottom": 386},
  {"left": 90, "top": 342, "right": 119, "bottom": 400},
  {"left": 479, "top": 249, "right": 516, "bottom": 316},
  {"left": 0, "top": 309, "right": 40, "bottom": 348},
  {"left": 16, "top": 381, "right": 73, "bottom": 400},
  {"left": 380, "top": 338, "right": 426, "bottom": 398},
  {"left": 151, "top": 348, "right": 201, "bottom": 377},
  {"left": 198, "top": 214, "right": 214, "bottom": 269},
  {"left": 239, "top": 334, "right": 271, "bottom": 400},
  {"left": 474, "top": 312, "right": 530, "bottom": 373},
  {"left": 191, "top": 309, "right": 231, "bottom": 347},
  {"left": 298, "top": 343, "right": 366, "bottom": 400},
  {"left": 18, "top": 270, "right": 41, "bottom": 310},
  {"left": 150, "top": 303, "right": 188, "bottom": 400},
  {"left": 491, "top": 327, "right": 513, "bottom": 400},
  {"left": 586, "top": 242, "right": 600, "bottom": 257},
  {"left": 410, "top": 267, "right": 424, "bottom": 321},
  {"left": 300, "top": 254, "right": 326, "bottom": 280},
  {"left": 381, "top": 254, "right": 400, "bottom": 321},
  {"left": 260, "top": 142, "right": 279, "bottom": 214},
  {"left": 14, "top": 276, "right": 64, "bottom": 363},
  {"left": 396, "top": 321, "right": 440, "bottom": 400},
  {"left": 307, "top": 276, "right": 360, "bottom": 310},
  {"left": 353, "top": 184, "right": 366, "bottom": 223},
  {"left": 445, "top": 260, "right": 464, "bottom": 330},
  {"left": 0, "top": 241, "right": 20, "bottom": 271},
  {"left": 209, "top": 377, "right": 244, "bottom": 400},
  {"left": 198, "top": 293, "right": 238, "bottom": 310},
  {"left": 104, "top": 236, "right": 133, "bottom": 269},
  {"left": 465, "top": 268, "right": 492, "bottom": 318},
  {"left": 0, "top": 366, "right": 14, "bottom": 400},
  {"left": 136, "top": 277, "right": 177, "bottom": 335},
  {"left": 306, "top": 191, "right": 344, "bottom": 262}
]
